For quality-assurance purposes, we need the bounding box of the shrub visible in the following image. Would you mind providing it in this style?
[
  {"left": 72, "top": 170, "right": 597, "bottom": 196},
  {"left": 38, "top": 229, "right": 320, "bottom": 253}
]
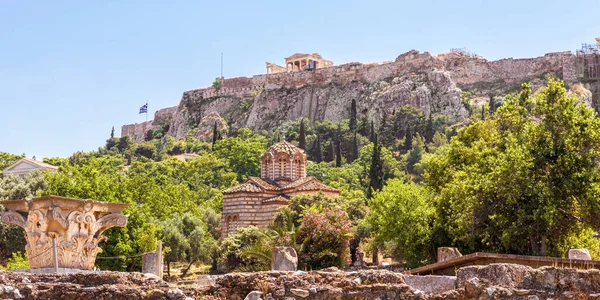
[
  {"left": 2, "top": 251, "right": 28, "bottom": 270},
  {"left": 297, "top": 208, "right": 353, "bottom": 270},
  {"left": 218, "top": 226, "right": 275, "bottom": 272}
]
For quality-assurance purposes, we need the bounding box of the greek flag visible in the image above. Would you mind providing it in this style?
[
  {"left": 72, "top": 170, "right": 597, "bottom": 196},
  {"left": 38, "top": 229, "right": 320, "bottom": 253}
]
[{"left": 139, "top": 103, "right": 148, "bottom": 114}]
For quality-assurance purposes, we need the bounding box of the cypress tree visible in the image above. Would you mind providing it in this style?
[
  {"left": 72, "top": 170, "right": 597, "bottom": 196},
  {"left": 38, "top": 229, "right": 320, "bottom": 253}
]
[
  {"left": 404, "top": 125, "right": 413, "bottom": 151},
  {"left": 299, "top": 119, "right": 306, "bottom": 149},
  {"left": 489, "top": 95, "right": 497, "bottom": 114},
  {"left": 315, "top": 135, "right": 323, "bottom": 163},
  {"left": 425, "top": 115, "right": 434, "bottom": 143},
  {"left": 367, "top": 134, "right": 383, "bottom": 198},
  {"left": 326, "top": 139, "right": 335, "bottom": 162},
  {"left": 369, "top": 121, "right": 375, "bottom": 143},
  {"left": 351, "top": 131, "right": 359, "bottom": 162},
  {"left": 349, "top": 99, "right": 357, "bottom": 132},
  {"left": 211, "top": 122, "right": 218, "bottom": 150},
  {"left": 335, "top": 136, "right": 342, "bottom": 167},
  {"left": 481, "top": 105, "right": 485, "bottom": 120},
  {"left": 110, "top": 126, "right": 115, "bottom": 138}
]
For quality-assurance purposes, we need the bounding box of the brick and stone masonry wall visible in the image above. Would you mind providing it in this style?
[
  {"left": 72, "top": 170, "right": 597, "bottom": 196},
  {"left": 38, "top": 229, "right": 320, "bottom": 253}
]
[{"left": 221, "top": 191, "right": 286, "bottom": 237}]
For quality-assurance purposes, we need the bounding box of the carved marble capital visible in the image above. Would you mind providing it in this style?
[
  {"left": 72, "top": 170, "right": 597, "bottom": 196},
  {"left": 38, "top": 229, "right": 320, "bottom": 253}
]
[{"left": 0, "top": 196, "right": 129, "bottom": 270}]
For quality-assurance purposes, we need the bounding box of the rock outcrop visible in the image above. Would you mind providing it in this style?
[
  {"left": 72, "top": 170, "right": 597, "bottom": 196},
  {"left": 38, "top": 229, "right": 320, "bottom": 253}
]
[{"left": 122, "top": 50, "right": 578, "bottom": 142}]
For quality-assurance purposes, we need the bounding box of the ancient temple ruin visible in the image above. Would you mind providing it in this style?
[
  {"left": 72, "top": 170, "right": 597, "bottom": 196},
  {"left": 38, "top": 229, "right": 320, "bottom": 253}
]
[
  {"left": 266, "top": 53, "right": 334, "bottom": 74},
  {"left": 0, "top": 196, "right": 129, "bottom": 271}
]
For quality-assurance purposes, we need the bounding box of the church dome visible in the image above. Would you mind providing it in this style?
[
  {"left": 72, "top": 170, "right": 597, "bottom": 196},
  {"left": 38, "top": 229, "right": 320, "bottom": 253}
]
[
  {"left": 261, "top": 141, "right": 306, "bottom": 182},
  {"left": 263, "top": 141, "right": 304, "bottom": 156}
]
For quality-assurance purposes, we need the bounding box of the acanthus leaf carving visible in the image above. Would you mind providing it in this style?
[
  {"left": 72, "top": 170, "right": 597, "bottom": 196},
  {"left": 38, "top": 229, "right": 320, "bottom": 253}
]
[
  {"left": 1, "top": 211, "right": 26, "bottom": 229},
  {"left": 94, "top": 214, "right": 127, "bottom": 236}
]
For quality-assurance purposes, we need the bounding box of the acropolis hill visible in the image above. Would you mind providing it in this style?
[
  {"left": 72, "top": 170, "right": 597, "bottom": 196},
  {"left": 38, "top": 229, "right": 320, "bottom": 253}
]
[{"left": 121, "top": 49, "right": 594, "bottom": 142}]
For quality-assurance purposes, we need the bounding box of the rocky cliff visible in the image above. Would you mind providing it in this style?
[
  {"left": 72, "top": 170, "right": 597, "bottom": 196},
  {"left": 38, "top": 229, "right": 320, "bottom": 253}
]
[{"left": 121, "top": 50, "right": 578, "bottom": 142}]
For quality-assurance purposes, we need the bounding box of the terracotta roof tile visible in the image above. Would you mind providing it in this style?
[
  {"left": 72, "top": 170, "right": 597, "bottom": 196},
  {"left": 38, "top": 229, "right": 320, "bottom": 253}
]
[
  {"left": 224, "top": 176, "right": 339, "bottom": 195},
  {"left": 247, "top": 177, "right": 281, "bottom": 190},
  {"left": 295, "top": 180, "right": 340, "bottom": 192},
  {"left": 262, "top": 195, "right": 289, "bottom": 204},
  {"left": 223, "top": 182, "right": 262, "bottom": 194},
  {"left": 263, "top": 141, "right": 304, "bottom": 157}
]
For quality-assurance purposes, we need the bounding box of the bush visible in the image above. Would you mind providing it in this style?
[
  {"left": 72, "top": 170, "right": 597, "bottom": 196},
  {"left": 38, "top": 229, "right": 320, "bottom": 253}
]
[
  {"left": 297, "top": 208, "right": 353, "bottom": 270},
  {"left": 218, "top": 226, "right": 275, "bottom": 272},
  {"left": 2, "top": 251, "right": 28, "bottom": 270}
]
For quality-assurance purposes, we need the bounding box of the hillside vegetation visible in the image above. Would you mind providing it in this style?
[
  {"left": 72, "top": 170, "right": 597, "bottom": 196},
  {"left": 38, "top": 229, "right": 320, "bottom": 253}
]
[{"left": 1, "top": 78, "right": 600, "bottom": 273}]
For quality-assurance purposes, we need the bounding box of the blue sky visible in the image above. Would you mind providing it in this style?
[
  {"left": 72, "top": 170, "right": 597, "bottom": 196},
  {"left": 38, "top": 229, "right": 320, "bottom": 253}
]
[{"left": 1, "top": 0, "right": 599, "bottom": 159}]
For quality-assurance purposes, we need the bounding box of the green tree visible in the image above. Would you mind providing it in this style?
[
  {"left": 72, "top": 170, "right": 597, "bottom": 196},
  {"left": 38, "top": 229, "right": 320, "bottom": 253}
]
[
  {"left": 160, "top": 213, "right": 211, "bottom": 277},
  {"left": 403, "top": 126, "right": 413, "bottom": 151},
  {"left": 351, "top": 131, "right": 359, "bottom": 162},
  {"left": 313, "top": 135, "right": 323, "bottom": 163},
  {"left": 349, "top": 99, "right": 357, "bottom": 132},
  {"left": 367, "top": 134, "right": 384, "bottom": 198},
  {"left": 406, "top": 134, "right": 426, "bottom": 175},
  {"left": 134, "top": 142, "right": 157, "bottom": 159},
  {"left": 117, "top": 136, "right": 132, "bottom": 153},
  {"left": 0, "top": 152, "right": 25, "bottom": 171},
  {"left": 427, "top": 79, "right": 600, "bottom": 256},
  {"left": 368, "top": 179, "right": 435, "bottom": 267},
  {"left": 424, "top": 115, "right": 434, "bottom": 143},
  {"left": 111, "top": 126, "right": 115, "bottom": 138},
  {"left": 298, "top": 119, "right": 306, "bottom": 150},
  {"left": 335, "top": 135, "right": 342, "bottom": 167},
  {"left": 212, "top": 128, "right": 267, "bottom": 181},
  {"left": 211, "top": 122, "right": 219, "bottom": 151}
]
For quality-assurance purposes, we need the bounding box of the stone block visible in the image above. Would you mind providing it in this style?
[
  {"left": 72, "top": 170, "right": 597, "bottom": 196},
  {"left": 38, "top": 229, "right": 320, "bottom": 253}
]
[
  {"left": 404, "top": 275, "right": 456, "bottom": 294},
  {"left": 271, "top": 247, "right": 298, "bottom": 271},
  {"left": 437, "top": 247, "right": 462, "bottom": 263},
  {"left": 244, "top": 291, "right": 262, "bottom": 300},
  {"left": 568, "top": 248, "right": 592, "bottom": 260}
]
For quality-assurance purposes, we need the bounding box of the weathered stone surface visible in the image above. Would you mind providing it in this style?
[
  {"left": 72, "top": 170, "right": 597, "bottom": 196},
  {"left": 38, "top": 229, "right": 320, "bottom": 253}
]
[
  {"left": 437, "top": 247, "right": 462, "bottom": 262},
  {"left": 244, "top": 290, "right": 263, "bottom": 300},
  {"left": 568, "top": 248, "right": 592, "bottom": 260},
  {"left": 0, "top": 270, "right": 197, "bottom": 299},
  {"left": 0, "top": 196, "right": 129, "bottom": 270},
  {"left": 290, "top": 288, "right": 309, "bottom": 297},
  {"left": 123, "top": 50, "right": 580, "bottom": 143},
  {"left": 271, "top": 247, "right": 298, "bottom": 271},
  {"left": 404, "top": 275, "right": 456, "bottom": 294}
]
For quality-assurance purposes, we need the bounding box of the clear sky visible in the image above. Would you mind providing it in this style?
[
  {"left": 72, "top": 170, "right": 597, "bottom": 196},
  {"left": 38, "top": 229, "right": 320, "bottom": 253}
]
[{"left": 1, "top": 0, "right": 599, "bottom": 159}]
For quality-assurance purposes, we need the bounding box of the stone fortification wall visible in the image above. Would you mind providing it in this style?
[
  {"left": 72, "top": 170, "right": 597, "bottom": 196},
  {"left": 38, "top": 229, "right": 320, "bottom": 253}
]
[
  {"left": 122, "top": 50, "right": 577, "bottom": 141},
  {"left": 120, "top": 106, "right": 177, "bottom": 142},
  {"left": 181, "top": 50, "right": 575, "bottom": 100}
]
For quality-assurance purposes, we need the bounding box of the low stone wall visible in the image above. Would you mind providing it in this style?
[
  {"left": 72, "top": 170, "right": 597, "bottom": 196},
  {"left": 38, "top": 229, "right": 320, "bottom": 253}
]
[{"left": 5, "top": 263, "right": 600, "bottom": 299}]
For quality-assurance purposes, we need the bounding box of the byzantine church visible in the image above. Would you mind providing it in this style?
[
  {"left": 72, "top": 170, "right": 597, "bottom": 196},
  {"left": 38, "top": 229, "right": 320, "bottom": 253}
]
[{"left": 221, "top": 141, "right": 340, "bottom": 237}]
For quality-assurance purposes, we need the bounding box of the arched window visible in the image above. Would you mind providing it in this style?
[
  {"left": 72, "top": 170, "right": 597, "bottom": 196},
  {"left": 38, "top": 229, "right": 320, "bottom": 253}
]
[
  {"left": 278, "top": 158, "right": 285, "bottom": 178},
  {"left": 294, "top": 159, "right": 302, "bottom": 178}
]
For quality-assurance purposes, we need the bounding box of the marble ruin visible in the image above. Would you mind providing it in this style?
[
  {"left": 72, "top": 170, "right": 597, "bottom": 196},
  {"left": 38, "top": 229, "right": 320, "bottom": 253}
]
[
  {"left": 221, "top": 141, "right": 340, "bottom": 237},
  {"left": 266, "top": 53, "right": 334, "bottom": 74},
  {"left": 0, "top": 196, "right": 129, "bottom": 270}
]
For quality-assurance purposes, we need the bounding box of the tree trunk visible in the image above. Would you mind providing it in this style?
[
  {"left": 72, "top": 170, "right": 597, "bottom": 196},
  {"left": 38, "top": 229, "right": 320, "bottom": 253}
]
[
  {"left": 541, "top": 235, "right": 547, "bottom": 256},
  {"left": 372, "top": 246, "right": 379, "bottom": 266},
  {"left": 167, "top": 261, "right": 171, "bottom": 278},
  {"left": 181, "top": 260, "right": 195, "bottom": 278}
]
